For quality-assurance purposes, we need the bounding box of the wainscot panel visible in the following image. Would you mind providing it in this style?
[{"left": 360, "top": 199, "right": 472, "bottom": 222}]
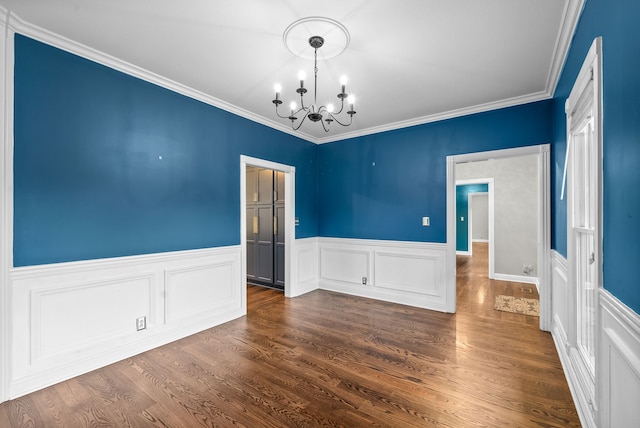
[
  {"left": 9, "top": 246, "right": 242, "bottom": 399},
  {"left": 599, "top": 289, "right": 640, "bottom": 428},
  {"left": 292, "top": 238, "right": 319, "bottom": 297},
  {"left": 318, "top": 238, "right": 449, "bottom": 311}
]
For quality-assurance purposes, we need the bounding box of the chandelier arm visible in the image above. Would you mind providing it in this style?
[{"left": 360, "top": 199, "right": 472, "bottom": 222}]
[
  {"left": 291, "top": 111, "right": 309, "bottom": 131},
  {"left": 333, "top": 99, "right": 346, "bottom": 115},
  {"left": 274, "top": 104, "right": 293, "bottom": 119},
  {"left": 320, "top": 119, "right": 330, "bottom": 132},
  {"left": 327, "top": 112, "right": 353, "bottom": 127}
]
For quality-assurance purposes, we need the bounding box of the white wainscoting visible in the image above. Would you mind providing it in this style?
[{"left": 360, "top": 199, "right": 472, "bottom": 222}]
[
  {"left": 599, "top": 289, "right": 640, "bottom": 428},
  {"left": 292, "top": 237, "right": 319, "bottom": 297},
  {"left": 550, "top": 250, "right": 640, "bottom": 428},
  {"left": 551, "top": 250, "right": 596, "bottom": 427},
  {"left": 318, "top": 238, "right": 449, "bottom": 312},
  {"left": 9, "top": 245, "right": 243, "bottom": 399}
]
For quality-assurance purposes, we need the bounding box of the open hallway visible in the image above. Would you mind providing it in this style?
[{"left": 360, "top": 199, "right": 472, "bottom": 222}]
[{"left": 0, "top": 243, "right": 579, "bottom": 426}]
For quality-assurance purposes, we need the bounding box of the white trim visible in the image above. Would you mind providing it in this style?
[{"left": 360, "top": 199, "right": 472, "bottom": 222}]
[
  {"left": 455, "top": 179, "right": 495, "bottom": 278},
  {"left": 446, "top": 158, "right": 457, "bottom": 313},
  {"left": 240, "top": 156, "right": 297, "bottom": 298},
  {"left": 564, "top": 37, "right": 602, "bottom": 425},
  {"left": 472, "top": 239, "right": 489, "bottom": 243},
  {"left": 550, "top": 249, "right": 596, "bottom": 428},
  {"left": 538, "top": 147, "right": 552, "bottom": 331},
  {"left": 0, "top": 7, "right": 13, "bottom": 405},
  {"left": 447, "top": 144, "right": 551, "bottom": 331},
  {"left": 492, "top": 273, "right": 539, "bottom": 286},
  {"left": 546, "top": 0, "right": 587, "bottom": 96},
  {"left": 600, "top": 291, "right": 640, "bottom": 339}
]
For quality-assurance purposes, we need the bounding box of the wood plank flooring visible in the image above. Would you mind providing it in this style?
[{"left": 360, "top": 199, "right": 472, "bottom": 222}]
[{"left": 0, "top": 242, "right": 580, "bottom": 427}]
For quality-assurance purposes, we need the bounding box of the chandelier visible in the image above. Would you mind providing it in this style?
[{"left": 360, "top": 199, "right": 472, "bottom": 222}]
[{"left": 272, "top": 35, "right": 356, "bottom": 132}]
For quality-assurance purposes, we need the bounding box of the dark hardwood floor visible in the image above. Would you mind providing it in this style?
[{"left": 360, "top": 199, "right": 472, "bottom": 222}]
[{"left": 0, "top": 242, "right": 579, "bottom": 427}]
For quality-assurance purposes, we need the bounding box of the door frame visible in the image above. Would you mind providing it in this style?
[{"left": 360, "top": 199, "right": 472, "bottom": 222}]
[
  {"left": 446, "top": 144, "right": 551, "bottom": 330},
  {"left": 240, "top": 155, "right": 296, "bottom": 301},
  {"left": 563, "top": 37, "right": 603, "bottom": 423}
]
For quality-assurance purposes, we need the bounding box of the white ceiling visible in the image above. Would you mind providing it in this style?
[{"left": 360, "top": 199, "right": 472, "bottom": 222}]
[{"left": 0, "top": 0, "right": 575, "bottom": 143}]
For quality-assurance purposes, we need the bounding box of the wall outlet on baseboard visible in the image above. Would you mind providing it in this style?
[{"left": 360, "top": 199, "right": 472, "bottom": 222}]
[
  {"left": 136, "top": 316, "right": 147, "bottom": 331},
  {"left": 362, "top": 277, "right": 367, "bottom": 285}
]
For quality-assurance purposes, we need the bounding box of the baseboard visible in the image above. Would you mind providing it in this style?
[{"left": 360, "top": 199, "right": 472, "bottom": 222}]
[
  {"left": 472, "top": 239, "right": 489, "bottom": 243},
  {"left": 9, "top": 245, "right": 243, "bottom": 399},
  {"left": 492, "top": 272, "right": 538, "bottom": 286},
  {"left": 456, "top": 250, "right": 471, "bottom": 256},
  {"left": 317, "top": 238, "right": 449, "bottom": 312}
]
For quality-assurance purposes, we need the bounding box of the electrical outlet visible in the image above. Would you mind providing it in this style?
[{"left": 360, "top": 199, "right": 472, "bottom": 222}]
[
  {"left": 362, "top": 277, "right": 367, "bottom": 285},
  {"left": 523, "top": 264, "right": 533, "bottom": 275},
  {"left": 136, "top": 316, "right": 147, "bottom": 331}
]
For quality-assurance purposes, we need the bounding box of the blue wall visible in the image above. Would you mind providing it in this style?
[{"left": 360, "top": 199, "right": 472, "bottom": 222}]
[
  {"left": 318, "top": 101, "right": 552, "bottom": 242},
  {"left": 552, "top": 0, "right": 640, "bottom": 313},
  {"left": 13, "top": 35, "right": 318, "bottom": 266},
  {"left": 456, "top": 184, "right": 488, "bottom": 252}
]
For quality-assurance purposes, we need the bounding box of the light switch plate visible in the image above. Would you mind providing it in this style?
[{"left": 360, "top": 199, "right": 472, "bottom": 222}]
[{"left": 422, "top": 216, "right": 430, "bottom": 226}]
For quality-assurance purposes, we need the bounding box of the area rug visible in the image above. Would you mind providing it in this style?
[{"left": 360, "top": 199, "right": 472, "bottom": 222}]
[{"left": 494, "top": 295, "right": 539, "bottom": 316}]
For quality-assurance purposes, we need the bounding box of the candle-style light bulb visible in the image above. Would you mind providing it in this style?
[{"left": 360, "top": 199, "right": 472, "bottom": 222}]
[
  {"left": 347, "top": 95, "right": 355, "bottom": 106},
  {"left": 289, "top": 101, "right": 297, "bottom": 112},
  {"left": 339, "top": 75, "right": 348, "bottom": 94},
  {"left": 298, "top": 70, "right": 306, "bottom": 88},
  {"left": 274, "top": 83, "right": 282, "bottom": 100},
  {"left": 327, "top": 103, "right": 335, "bottom": 113}
]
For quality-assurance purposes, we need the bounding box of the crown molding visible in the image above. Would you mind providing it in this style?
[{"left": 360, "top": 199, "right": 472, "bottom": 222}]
[
  {"left": 315, "top": 90, "right": 551, "bottom": 144},
  {"left": 545, "top": 0, "right": 586, "bottom": 96},
  {"left": 2, "top": 0, "right": 585, "bottom": 146},
  {"left": 4, "top": 10, "right": 318, "bottom": 144}
]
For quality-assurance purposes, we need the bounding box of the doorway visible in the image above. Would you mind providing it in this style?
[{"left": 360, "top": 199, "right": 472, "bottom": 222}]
[
  {"left": 446, "top": 145, "right": 551, "bottom": 330},
  {"left": 240, "top": 155, "right": 296, "bottom": 304},
  {"left": 245, "top": 166, "right": 285, "bottom": 290}
]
